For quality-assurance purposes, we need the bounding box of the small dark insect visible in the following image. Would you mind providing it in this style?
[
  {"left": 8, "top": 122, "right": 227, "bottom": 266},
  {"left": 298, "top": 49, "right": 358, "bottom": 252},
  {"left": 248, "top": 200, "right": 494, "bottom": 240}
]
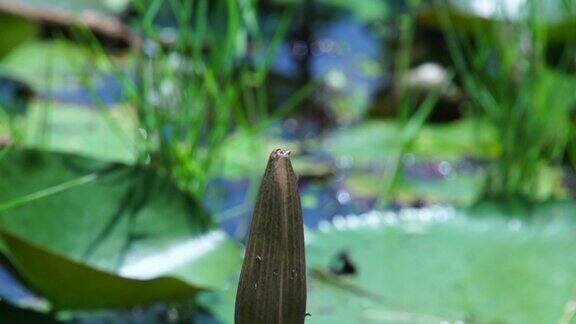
[{"left": 329, "top": 251, "right": 357, "bottom": 276}]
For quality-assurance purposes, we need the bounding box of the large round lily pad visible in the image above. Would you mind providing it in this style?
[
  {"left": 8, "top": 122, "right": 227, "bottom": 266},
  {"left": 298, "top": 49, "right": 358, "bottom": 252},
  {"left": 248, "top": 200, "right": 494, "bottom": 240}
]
[
  {"left": 203, "top": 203, "right": 576, "bottom": 323},
  {"left": 0, "top": 149, "right": 242, "bottom": 310}
]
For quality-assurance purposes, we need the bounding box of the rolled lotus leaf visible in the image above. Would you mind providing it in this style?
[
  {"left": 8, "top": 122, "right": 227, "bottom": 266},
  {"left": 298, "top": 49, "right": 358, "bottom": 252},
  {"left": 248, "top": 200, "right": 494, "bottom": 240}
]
[{"left": 235, "top": 149, "right": 307, "bottom": 324}]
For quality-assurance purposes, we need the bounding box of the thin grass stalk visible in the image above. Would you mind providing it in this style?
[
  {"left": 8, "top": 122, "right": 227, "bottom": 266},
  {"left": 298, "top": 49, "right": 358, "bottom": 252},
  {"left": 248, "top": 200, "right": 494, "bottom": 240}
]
[
  {"left": 375, "top": 7, "right": 444, "bottom": 208},
  {"left": 436, "top": 0, "right": 575, "bottom": 199}
]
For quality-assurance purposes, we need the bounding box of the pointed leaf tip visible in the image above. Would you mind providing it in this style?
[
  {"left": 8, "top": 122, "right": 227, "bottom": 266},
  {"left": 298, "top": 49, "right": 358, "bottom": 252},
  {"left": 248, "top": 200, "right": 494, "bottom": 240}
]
[
  {"left": 235, "top": 149, "right": 307, "bottom": 324},
  {"left": 272, "top": 148, "right": 291, "bottom": 159}
]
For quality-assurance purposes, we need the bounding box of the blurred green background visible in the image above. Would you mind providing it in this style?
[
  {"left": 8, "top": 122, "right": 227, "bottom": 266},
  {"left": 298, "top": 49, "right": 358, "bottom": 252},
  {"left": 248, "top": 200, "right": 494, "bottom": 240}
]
[{"left": 1, "top": 0, "right": 576, "bottom": 323}]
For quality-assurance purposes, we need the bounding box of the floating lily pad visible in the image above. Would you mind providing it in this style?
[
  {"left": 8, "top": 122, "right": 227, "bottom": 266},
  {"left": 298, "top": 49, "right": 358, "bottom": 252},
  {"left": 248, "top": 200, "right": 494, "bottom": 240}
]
[
  {"left": 0, "top": 40, "right": 109, "bottom": 93},
  {"left": 0, "top": 149, "right": 242, "bottom": 310},
  {"left": 345, "top": 169, "right": 485, "bottom": 206},
  {"left": 202, "top": 203, "right": 576, "bottom": 324},
  {"left": 319, "top": 119, "right": 498, "bottom": 169},
  {"left": 22, "top": 102, "right": 137, "bottom": 163},
  {"left": 4, "top": 0, "right": 130, "bottom": 15}
]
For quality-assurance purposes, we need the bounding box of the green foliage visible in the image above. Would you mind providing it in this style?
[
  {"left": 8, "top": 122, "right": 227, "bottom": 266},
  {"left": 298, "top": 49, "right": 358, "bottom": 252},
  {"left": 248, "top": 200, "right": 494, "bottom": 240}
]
[
  {"left": 220, "top": 129, "right": 298, "bottom": 180},
  {"left": 0, "top": 300, "right": 59, "bottom": 324},
  {"left": 3, "top": 0, "right": 576, "bottom": 319},
  {"left": 203, "top": 203, "right": 576, "bottom": 324},
  {"left": 76, "top": 0, "right": 312, "bottom": 200},
  {"left": 375, "top": 5, "right": 451, "bottom": 207},
  {"left": 0, "top": 40, "right": 105, "bottom": 91},
  {"left": 435, "top": 0, "right": 576, "bottom": 200},
  {"left": 1, "top": 101, "right": 135, "bottom": 165},
  {"left": 306, "top": 205, "right": 576, "bottom": 324},
  {"left": 20, "top": 102, "right": 137, "bottom": 163},
  {"left": 0, "top": 149, "right": 241, "bottom": 310},
  {"left": 0, "top": 229, "right": 202, "bottom": 310},
  {"left": 419, "top": 0, "right": 576, "bottom": 43},
  {"left": 0, "top": 13, "right": 38, "bottom": 58},
  {"left": 345, "top": 170, "right": 485, "bottom": 206},
  {"left": 320, "top": 119, "right": 498, "bottom": 166},
  {"left": 219, "top": 128, "right": 332, "bottom": 180},
  {"left": 273, "top": 0, "right": 390, "bottom": 23}
]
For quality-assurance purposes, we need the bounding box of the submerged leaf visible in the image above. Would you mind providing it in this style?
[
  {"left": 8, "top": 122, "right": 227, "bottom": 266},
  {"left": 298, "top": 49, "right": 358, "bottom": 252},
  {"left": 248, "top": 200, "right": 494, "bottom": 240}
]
[{"left": 235, "top": 149, "right": 306, "bottom": 324}]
